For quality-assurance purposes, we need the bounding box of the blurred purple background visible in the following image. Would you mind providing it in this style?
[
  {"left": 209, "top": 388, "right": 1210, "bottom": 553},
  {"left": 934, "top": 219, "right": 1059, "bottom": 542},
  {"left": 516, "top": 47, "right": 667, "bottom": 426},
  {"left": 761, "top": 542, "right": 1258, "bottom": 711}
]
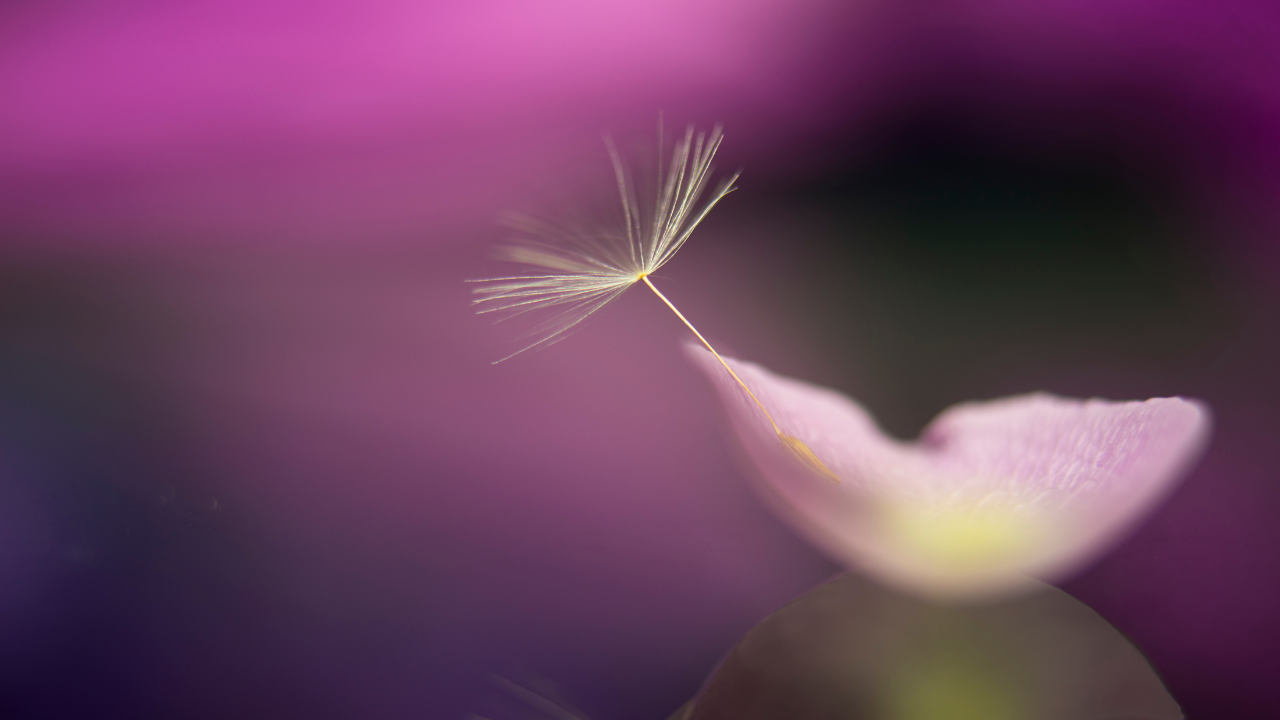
[{"left": 2, "top": 1, "right": 1279, "bottom": 718}]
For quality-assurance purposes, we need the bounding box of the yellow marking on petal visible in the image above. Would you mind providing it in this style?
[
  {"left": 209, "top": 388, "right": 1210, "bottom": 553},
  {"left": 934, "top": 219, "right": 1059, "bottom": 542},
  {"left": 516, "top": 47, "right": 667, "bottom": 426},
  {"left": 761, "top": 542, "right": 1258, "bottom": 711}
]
[
  {"left": 888, "top": 501, "right": 1036, "bottom": 568},
  {"left": 778, "top": 432, "right": 841, "bottom": 483}
]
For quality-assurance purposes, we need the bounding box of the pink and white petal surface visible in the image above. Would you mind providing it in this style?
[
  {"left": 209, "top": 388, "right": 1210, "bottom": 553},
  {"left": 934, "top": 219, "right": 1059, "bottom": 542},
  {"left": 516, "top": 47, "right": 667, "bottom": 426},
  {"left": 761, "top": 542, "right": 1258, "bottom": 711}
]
[{"left": 687, "top": 346, "right": 1211, "bottom": 599}]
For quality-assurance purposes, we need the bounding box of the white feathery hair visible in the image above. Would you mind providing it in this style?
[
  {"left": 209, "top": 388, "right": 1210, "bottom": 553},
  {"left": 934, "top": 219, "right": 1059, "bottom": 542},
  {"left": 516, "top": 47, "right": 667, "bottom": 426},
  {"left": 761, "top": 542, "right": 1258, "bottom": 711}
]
[
  {"left": 469, "top": 124, "right": 840, "bottom": 482},
  {"left": 469, "top": 125, "right": 739, "bottom": 362}
]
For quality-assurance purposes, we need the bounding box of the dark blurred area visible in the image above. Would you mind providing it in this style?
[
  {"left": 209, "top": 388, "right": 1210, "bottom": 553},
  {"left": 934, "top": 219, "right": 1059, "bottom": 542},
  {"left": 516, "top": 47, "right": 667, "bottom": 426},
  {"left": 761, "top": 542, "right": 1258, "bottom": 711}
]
[
  {"left": 2, "top": 1, "right": 1280, "bottom": 718},
  {"left": 711, "top": 117, "right": 1280, "bottom": 716}
]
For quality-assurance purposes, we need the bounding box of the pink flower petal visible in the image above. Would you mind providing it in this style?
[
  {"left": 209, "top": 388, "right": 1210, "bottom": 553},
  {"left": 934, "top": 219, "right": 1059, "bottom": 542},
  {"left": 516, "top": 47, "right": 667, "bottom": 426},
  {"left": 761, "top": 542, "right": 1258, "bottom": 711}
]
[{"left": 687, "top": 346, "right": 1211, "bottom": 598}]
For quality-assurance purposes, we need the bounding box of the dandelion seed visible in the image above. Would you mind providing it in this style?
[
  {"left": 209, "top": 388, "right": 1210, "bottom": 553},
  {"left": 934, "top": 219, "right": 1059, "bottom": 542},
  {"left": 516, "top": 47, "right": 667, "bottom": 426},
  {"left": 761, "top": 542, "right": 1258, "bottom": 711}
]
[{"left": 470, "top": 124, "right": 838, "bottom": 481}]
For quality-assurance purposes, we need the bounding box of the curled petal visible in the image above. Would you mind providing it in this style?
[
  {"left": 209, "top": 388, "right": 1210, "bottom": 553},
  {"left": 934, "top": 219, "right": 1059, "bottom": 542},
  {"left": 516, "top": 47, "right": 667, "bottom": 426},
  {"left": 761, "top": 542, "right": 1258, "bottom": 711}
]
[{"left": 687, "top": 346, "right": 1211, "bottom": 598}]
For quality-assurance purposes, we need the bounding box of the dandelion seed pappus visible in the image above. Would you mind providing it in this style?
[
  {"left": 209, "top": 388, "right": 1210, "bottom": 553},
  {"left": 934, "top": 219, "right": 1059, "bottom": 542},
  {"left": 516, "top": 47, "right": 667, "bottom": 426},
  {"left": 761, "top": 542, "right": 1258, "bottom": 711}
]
[{"left": 469, "top": 123, "right": 839, "bottom": 482}]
